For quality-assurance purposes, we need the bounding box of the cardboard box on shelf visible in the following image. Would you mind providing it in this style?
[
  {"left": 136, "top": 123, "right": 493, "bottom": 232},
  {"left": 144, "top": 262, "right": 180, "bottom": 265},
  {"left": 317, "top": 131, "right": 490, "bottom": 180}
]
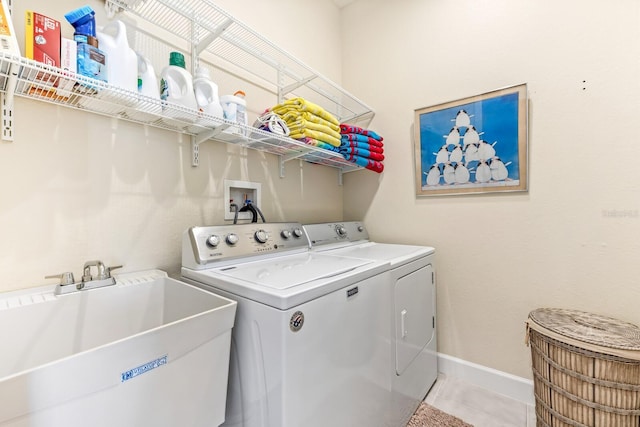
[
  {"left": 0, "top": 0, "right": 20, "bottom": 56},
  {"left": 25, "top": 11, "right": 60, "bottom": 66},
  {"left": 57, "top": 37, "right": 77, "bottom": 98},
  {"left": 0, "top": 0, "right": 21, "bottom": 97},
  {"left": 24, "top": 11, "right": 63, "bottom": 97}
]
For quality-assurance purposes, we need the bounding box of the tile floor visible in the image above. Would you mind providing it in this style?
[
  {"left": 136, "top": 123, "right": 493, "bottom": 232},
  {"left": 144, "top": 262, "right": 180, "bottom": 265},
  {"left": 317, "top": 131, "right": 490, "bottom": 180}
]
[{"left": 424, "top": 374, "right": 537, "bottom": 427}]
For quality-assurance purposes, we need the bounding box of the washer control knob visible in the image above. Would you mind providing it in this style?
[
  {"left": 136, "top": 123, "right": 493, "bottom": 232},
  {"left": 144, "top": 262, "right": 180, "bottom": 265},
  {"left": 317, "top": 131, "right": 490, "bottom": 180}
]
[
  {"left": 281, "top": 229, "right": 292, "bottom": 239},
  {"left": 226, "top": 233, "right": 239, "bottom": 245},
  {"left": 357, "top": 225, "right": 364, "bottom": 232},
  {"left": 206, "top": 235, "right": 221, "bottom": 248},
  {"left": 292, "top": 228, "right": 303, "bottom": 238},
  {"left": 254, "top": 229, "right": 268, "bottom": 244},
  {"left": 336, "top": 225, "right": 347, "bottom": 237}
]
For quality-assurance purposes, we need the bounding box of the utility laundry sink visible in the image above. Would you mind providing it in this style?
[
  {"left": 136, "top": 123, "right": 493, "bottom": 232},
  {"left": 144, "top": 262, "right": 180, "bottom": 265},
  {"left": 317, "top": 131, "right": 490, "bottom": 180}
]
[{"left": 0, "top": 269, "right": 237, "bottom": 427}]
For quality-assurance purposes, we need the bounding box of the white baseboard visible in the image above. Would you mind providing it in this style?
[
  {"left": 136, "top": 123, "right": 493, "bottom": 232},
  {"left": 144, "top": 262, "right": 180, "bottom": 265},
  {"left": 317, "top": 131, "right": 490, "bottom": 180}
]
[{"left": 437, "top": 353, "right": 535, "bottom": 406}]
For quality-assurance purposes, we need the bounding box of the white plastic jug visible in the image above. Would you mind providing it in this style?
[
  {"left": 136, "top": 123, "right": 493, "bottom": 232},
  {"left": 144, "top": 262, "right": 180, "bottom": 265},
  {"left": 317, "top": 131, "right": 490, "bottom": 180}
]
[
  {"left": 193, "top": 66, "right": 224, "bottom": 120},
  {"left": 137, "top": 53, "right": 159, "bottom": 100},
  {"left": 128, "top": 52, "right": 161, "bottom": 121},
  {"left": 160, "top": 51, "right": 198, "bottom": 125},
  {"left": 220, "top": 91, "right": 248, "bottom": 135},
  {"left": 97, "top": 20, "right": 137, "bottom": 94}
]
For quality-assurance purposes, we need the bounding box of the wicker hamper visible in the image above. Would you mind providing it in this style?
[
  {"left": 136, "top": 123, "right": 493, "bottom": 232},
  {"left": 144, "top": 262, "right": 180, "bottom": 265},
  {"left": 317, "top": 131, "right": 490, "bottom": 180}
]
[{"left": 526, "top": 308, "right": 640, "bottom": 427}]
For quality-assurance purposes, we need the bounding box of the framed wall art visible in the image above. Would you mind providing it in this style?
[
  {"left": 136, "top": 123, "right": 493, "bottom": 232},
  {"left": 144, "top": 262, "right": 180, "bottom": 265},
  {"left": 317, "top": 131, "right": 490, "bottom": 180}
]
[{"left": 414, "top": 83, "right": 528, "bottom": 196}]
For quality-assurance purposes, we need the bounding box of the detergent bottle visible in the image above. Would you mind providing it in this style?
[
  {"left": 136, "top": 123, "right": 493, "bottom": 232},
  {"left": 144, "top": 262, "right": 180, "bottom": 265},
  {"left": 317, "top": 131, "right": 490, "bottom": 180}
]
[
  {"left": 193, "top": 66, "right": 224, "bottom": 120},
  {"left": 128, "top": 52, "right": 161, "bottom": 121},
  {"left": 96, "top": 20, "right": 137, "bottom": 94},
  {"left": 159, "top": 51, "right": 198, "bottom": 124},
  {"left": 220, "top": 90, "right": 248, "bottom": 135},
  {"left": 137, "top": 52, "right": 159, "bottom": 100}
]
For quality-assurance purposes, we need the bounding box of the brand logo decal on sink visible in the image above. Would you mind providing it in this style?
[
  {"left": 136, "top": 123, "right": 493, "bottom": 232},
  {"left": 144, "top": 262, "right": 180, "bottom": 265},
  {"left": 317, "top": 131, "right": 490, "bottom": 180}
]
[{"left": 121, "top": 355, "right": 168, "bottom": 382}]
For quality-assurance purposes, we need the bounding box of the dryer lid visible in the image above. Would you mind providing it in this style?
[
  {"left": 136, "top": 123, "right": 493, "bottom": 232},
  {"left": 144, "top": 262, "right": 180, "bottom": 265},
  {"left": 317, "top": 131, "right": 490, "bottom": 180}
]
[
  {"left": 214, "top": 252, "right": 373, "bottom": 289},
  {"left": 327, "top": 242, "right": 434, "bottom": 266}
]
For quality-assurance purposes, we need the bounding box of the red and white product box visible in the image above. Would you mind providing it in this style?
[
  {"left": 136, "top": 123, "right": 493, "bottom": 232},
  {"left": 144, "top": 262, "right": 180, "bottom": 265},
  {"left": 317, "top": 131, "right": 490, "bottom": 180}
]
[{"left": 25, "top": 11, "right": 60, "bottom": 67}]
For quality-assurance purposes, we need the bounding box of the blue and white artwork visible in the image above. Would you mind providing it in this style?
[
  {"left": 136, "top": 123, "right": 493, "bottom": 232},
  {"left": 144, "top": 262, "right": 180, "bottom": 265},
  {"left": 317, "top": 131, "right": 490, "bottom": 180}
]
[{"left": 415, "top": 85, "right": 527, "bottom": 195}]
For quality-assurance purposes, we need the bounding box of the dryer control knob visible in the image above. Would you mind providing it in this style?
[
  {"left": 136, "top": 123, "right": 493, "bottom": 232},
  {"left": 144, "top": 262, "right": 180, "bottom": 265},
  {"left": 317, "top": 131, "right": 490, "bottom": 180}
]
[
  {"left": 281, "top": 230, "right": 292, "bottom": 239},
  {"left": 292, "top": 228, "right": 303, "bottom": 238},
  {"left": 226, "top": 233, "right": 239, "bottom": 245},
  {"left": 254, "top": 230, "right": 268, "bottom": 244},
  {"left": 336, "top": 225, "right": 347, "bottom": 237},
  {"left": 357, "top": 225, "right": 364, "bottom": 232},
  {"left": 206, "top": 235, "right": 221, "bottom": 248}
]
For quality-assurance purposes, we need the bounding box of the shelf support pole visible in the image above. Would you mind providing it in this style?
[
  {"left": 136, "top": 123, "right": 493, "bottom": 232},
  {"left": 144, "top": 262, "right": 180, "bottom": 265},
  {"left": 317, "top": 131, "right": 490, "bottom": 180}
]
[
  {"left": 195, "top": 123, "right": 231, "bottom": 145},
  {"left": 2, "top": 0, "right": 16, "bottom": 141},
  {"left": 1, "top": 93, "right": 12, "bottom": 142},
  {"left": 277, "top": 65, "right": 285, "bottom": 104},
  {"left": 194, "top": 18, "right": 233, "bottom": 56},
  {"left": 280, "top": 75, "right": 318, "bottom": 97},
  {"left": 2, "top": 62, "right": 18, "bottom": 142},
  {"left": 191, "top": 123, "right": 232, "bottom": 167},
  {"left": 191, "top": 135, "right": 199, "bottom": 166},
  {"left": 190, "top": 15, "right": 198, "bottom": 72}
]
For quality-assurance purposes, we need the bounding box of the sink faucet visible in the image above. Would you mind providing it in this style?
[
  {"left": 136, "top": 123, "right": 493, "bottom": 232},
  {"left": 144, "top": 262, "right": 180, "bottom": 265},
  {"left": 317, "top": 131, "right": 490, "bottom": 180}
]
[
  {"left": 46, "top": 260, "right": 122, "bottom": 295},
  {"left": 82, "top": 260, "right": 108, "bottom": 282}
]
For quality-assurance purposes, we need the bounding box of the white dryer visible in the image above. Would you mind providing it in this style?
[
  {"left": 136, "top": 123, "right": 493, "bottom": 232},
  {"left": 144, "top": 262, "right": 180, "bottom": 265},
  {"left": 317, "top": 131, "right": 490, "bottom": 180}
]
[
  {"left": 181, "top": 222, "right": 394, "bottom": 427},
  {"left": 303, "top": 221, "right": 438, "bottom": 427}
]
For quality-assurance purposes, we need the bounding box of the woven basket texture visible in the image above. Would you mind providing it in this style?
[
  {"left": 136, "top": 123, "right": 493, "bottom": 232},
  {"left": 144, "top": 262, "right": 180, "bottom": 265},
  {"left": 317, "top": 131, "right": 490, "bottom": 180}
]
[
  {"left": 529, "top": 308, "right": 640, "bottom": 350},
  {"left": 528, "top": 308, "right": 640, "bottom": 427}
]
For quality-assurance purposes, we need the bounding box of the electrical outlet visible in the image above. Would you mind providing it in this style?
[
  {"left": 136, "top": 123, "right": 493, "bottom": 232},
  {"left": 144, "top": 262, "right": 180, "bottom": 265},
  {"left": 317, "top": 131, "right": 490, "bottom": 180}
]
[{"left": 224, "top": 179, "right": 262, "bottom": 221}]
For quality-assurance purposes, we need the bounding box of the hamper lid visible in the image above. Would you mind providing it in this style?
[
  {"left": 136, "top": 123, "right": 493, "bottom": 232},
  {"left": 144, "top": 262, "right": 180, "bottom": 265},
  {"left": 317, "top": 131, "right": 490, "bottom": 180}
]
[{"left": 528, "top": 308, "right": 640, "bottom": 350}]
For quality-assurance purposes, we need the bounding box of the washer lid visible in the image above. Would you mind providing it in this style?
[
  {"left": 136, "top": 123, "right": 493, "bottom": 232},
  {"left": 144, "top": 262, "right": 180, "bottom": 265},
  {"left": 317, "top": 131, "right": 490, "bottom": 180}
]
[
  {"left": 528, "top": 308, "right": 640, "bottom": 350},
  {"left": 214, "top": 252, "right": 373, "bottom": 289}
]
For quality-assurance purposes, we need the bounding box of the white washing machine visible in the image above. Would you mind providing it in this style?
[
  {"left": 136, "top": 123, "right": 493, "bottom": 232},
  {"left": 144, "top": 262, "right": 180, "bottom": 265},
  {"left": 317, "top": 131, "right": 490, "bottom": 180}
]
[
  {"left": 181, "top": 222, "right": 394, "bottom": 427},
  {"left": 303, "top": 221, "right": 438, "bottom": 427}
]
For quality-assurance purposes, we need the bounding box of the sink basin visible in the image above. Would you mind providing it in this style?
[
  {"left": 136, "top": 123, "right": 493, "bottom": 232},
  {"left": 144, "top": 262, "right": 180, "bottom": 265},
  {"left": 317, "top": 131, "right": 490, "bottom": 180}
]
[{"left": 0, "top": 269, "right": 237, "bottom": 427}]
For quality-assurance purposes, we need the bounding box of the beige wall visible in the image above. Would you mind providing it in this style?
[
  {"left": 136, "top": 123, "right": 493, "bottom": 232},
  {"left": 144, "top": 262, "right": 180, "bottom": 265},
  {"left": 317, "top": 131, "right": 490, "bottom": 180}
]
[
  {"left": 341, "top": 0, "right": 640, "bottom": 379},
  {"left": 5, "top": 0, "right": 638, "bottom": 384},
  {"left": 0, "top": 0, "right": 344, "bottom": 291}
]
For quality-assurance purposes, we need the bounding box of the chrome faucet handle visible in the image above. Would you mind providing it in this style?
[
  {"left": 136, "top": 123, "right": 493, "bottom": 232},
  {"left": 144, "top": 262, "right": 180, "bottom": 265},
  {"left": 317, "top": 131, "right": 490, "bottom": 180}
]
[
  {"left": 82, "top": 261, "right": 123, "bottom": 282},
  {"left": 82, "top": 260, "right": 105, "bottom": 282},
  {"left": 45, "top": 272, "right": 75, "bottom": 286},
  {"left": 106, "top": 265, "right": 123, "bottom": 277}
]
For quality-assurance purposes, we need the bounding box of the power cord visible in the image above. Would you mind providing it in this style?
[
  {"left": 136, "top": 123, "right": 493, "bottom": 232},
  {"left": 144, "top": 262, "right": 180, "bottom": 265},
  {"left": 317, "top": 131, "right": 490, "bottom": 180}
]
[
  {"left": 238, "top": 199, "right": 266, "bottom": 223},
  {"left": 253, "top": 203, "right": 266, "bottom": 223},
  {"left": 254, "top": 111, "right": 290, "bottom": 136}
]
